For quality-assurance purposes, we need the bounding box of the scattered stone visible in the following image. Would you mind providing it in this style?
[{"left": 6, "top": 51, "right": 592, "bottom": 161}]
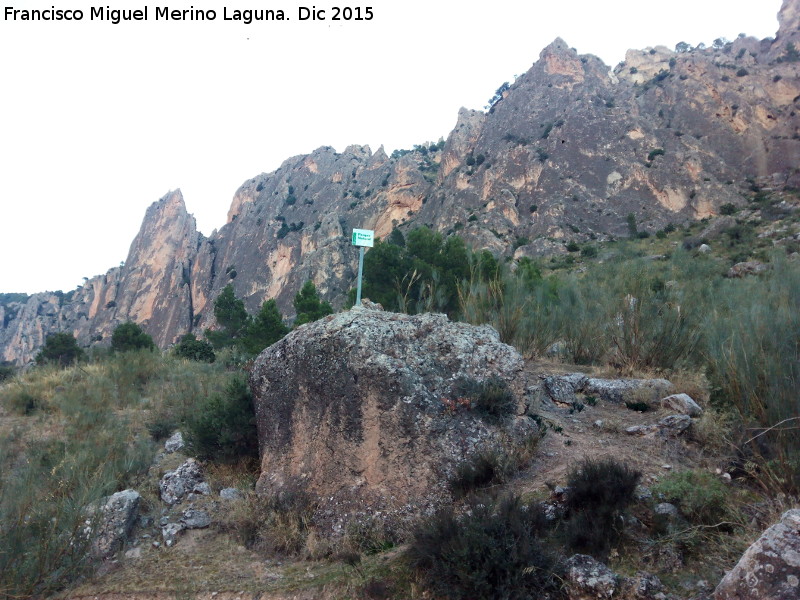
[
  {"left": 164, "top": 431, "right": 185, "bottom": 453},
  {"left": 626, "top": 416, "right": 691, "bottom": 437},
  {"left": 161, "top": 522, "right": 184, "bottom": 547},
  {"left": 87, "top": 489, "right": 141, "bottom": 560},
  {"left": 159, "top": 458, "right": 205, "bottom": 505},
  {"left": 124, "top": 547, "right": 142, "bottom": 560},
  {"left": 532, "top": 373, "right": 674, "bottom": 408},
  {"left": 621, "top": 571, "right": 667, "bottom": 599},
  {"left": 661, "top": 393, "right": 703, "bottom": 417},
  {"left": 727, "top": 260, "right": 769, "bottom": 278},
  {"left": 656, "top": 503, "right": 681, "bottom": 519},
  {"left": 593, "top": 419, "right": 604, "bottom": 428},
  {"left": 698, "top": 243, "right": 711, "bottom": 254},
  {"left": 626, "top": 424, "right": 656, "bottom": 436},
  {"left": 659, "top": 414, "right": 692, "bottom": 434},
  {"left": 635, "top": 485, "right": 653, "bottom": 502},
  {"left": 564, "top": 554, "right": 620, "bottom": 599},
  {"left": 181, "top": 509, "right": 212, "bottom": 529},
  {"left": 220, "top": 487, "right": 244, "bottom": 501},
  {"left": 713, "top": 509, "right": 800, "bottom": 600},
  {"left": 584, "top": 377, "right": 674, "bottom": 404}
]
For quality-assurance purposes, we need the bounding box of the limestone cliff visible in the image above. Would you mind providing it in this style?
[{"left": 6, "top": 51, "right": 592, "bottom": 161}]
[{"left": 2, "top": 0, "right": 799, "bottom": 365}]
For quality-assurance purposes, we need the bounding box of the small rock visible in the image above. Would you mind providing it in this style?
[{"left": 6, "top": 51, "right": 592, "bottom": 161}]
[
  {"left": 626, "top": 424, "right": 656, "bottom": 436},
  {"left": 181, "top": 509, "right": 212, "bottom": 529},
  {"left": 661, "top": 393, "right": 703, "bottom": 417},
  {"left": 635, "top": 485, "right": 652, "bottom": 502},
  {"left": 564, "top": 554, "right": 619, "bottom": 599},
  {"left": 655, "top": 503, "right": 680, "bottom": 518},
  {"left": 658, "top": 414, "right": 692, "bottom": 434},
  {"left": 698, "top": 243, "right": 711, "bottom": 254},
  {"left": 727, "top": 260, "right": 769, "bottom": 278},
  {"left": 662, "top": 464, "right": 673, "bottom": 470},
  {"left": 124, "top": 547, "right": 142, "bottom": 559},
  {"left": 220, "top": 487, "right": 243, "bottom": 501},
  {"left": 164, "top": 431, "right": 185, "bottom": 453},
  {"left": 161, "top": 522, "right": 184, "bottom": 547},
  {"left": 593, "top": 419, "right": 604, "bottom": 428}
]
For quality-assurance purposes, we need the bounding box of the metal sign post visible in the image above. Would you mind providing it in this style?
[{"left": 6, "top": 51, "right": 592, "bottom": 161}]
[{"left": 351, "top": 229, "right": 374, "bottom": 306}]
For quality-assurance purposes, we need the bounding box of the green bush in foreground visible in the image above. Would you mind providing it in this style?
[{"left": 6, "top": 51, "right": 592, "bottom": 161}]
[
  {"left": 406, "top": 495, "right": 561, "bottom": 600},
  {"left": 564, "top": 458, "right": 640, "bottom": 556},
  {"left": 653, "top": 470, "right": 729, "bottom": 525}
]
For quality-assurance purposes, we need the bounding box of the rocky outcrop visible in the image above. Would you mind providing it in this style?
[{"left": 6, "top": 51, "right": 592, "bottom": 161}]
[
  {"left": 249, "top": 303, "right": 532, "bottom": 534},
  {"left": 159, "top": 458, "right": 208, "bottom": 505},
  {"left": 87, "top": 489, "right": 141, "bottom": 560},
  {"left": 2, "top": 1, "right": 798, "bottom": 364},
  {"left": 530, "top": 373, "right": 674, "bottom": 408},
  {"left": 713, "top": 508, "right": 800, "bottom": 600}
]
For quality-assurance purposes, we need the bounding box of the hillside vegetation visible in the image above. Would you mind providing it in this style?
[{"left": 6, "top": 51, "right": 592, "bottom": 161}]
[{"left": 1, "top": 190, "right": 799, "bottom": 599}]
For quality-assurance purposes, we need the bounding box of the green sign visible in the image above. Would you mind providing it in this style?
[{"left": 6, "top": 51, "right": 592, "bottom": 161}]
[{"left": 351, "top": 228, "right": 374, "bottom": 247}]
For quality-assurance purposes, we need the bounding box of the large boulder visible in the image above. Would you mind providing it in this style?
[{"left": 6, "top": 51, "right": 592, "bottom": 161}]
[
  {"left": 249, "top": 304, "right": 531, "bottom": 534},
  {"left": 713, "top": 508, "right": 800, "bottom": 599}
]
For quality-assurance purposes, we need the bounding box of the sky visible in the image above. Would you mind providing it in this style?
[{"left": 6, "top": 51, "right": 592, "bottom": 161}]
[{"left": 0, "top": 0, "right": 784, "bottom": 294}]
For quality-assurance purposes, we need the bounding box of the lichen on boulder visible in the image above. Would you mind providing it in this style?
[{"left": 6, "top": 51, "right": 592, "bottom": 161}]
[{"left": 249, "top": 304, "right": 534, "bottom": 535}]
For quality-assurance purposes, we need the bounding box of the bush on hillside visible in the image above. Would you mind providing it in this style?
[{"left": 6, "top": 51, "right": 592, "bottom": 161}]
[
  {"left": 174, "top": 334, "right": 216, "bottom": 363},
  {"left": 184, "top": 375, "right": 258, "bottom": 462},
  {"left": 35, "top": 332, "right": 85, "bottom": 367},
  {"left": 111, "top": 322, "right": 155, "bottom": 353}
]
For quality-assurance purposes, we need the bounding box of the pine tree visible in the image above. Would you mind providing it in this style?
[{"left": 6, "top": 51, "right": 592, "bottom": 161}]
[
  {"left": 293, "top": 281, "right": 333, "bottom": 327},
  {"left": 206, "top": 284, "right": 250, "bottom": 348},
  {"left": 241, "top": 299, "right": 289, "bottom": 354}
]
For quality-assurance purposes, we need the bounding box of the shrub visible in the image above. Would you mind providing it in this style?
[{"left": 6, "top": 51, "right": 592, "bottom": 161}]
[
  {"left": 0, "top": 363, "right": 16, "bottom": 382},
  {"left": 564, "top": 458, "right": 641, "bottom": 556},
  {"left": 184, "top": 375, "right": 259, "bottom": 462},
  {"left": 35, "top": 332, "right": 85, "bottom": 367},
  {"left": 449, "top": 449, "right": 511, "bottom": 498},
  {"left": 174, "top": 334, "right": 216, "bottom": 363},
  {"left": 406, "top": 495, "right": 561, "bottom": 600},
  {"left": 647, "top": 148, "right": 665, "bottom": 161},
  {"left": 566, "top": 240, "right": 580, "bottom": 252},
  {"left": 653, "top": 470, "right": 728, "bottom": 525},
  {"left": 111, "top": 322, "right": 155, "bottom": 353},
  {"left": 720, "top": 202, "right": 738, "bottom": 215}
]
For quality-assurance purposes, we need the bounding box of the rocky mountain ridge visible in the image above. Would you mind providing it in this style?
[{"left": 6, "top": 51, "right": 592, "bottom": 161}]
[{"left": 2, "top": 0, "right": 799, "bottom": 365}]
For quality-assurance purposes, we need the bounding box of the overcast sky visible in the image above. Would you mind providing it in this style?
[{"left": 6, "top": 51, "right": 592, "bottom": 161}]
[{"left": 0, "top": 0, "right": 783, "bottom": 294}]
